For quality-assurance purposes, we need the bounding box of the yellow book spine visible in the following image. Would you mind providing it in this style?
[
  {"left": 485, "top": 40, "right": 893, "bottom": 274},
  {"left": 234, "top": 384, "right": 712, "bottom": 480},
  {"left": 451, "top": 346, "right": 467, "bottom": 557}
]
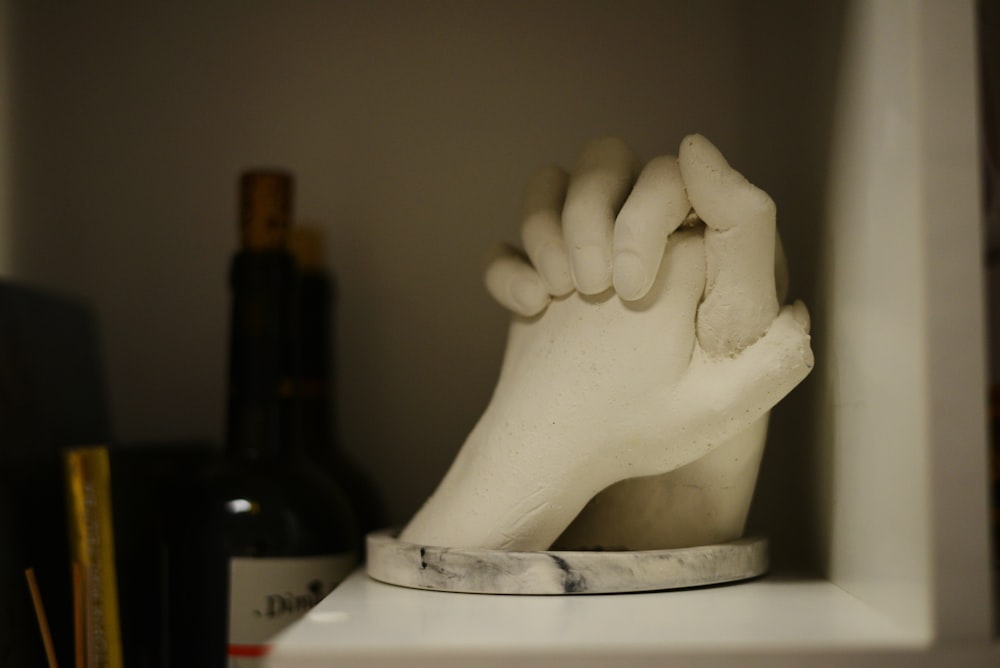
[{"left": 64, "top": 446, "right": 123, "bottom": 668}]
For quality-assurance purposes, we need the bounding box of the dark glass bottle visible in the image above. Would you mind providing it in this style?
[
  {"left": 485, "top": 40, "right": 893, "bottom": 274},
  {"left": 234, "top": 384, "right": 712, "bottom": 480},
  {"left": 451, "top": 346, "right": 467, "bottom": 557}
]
[
  {"left": 167, "top": 172, "right": 358, "bottom": 667},
  {"left": 290, "top": 228, "right": 385, "bottom": 547}
]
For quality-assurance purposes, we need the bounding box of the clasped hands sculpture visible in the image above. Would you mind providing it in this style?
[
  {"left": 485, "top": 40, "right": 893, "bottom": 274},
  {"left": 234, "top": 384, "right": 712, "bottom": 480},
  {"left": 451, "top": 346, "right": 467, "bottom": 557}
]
[{"left": 401, "top": 135, "right": 813, "bottom": 553}]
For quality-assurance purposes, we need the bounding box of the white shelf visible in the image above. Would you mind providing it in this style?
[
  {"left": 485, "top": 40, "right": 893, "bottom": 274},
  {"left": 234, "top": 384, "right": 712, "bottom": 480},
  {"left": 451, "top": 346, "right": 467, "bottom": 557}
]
[{"left": 266, "top": 569, "right": 997, "bottom": 667}]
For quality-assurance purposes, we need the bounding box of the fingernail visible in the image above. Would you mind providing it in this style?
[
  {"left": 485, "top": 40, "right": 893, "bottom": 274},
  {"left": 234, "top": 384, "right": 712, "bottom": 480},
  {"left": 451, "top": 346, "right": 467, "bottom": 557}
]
[
  {"left": 510, "top": 277, "right": 548, "bottom": 316},
  {"left": 571, "top": 244, "right": 611, "bottom": 295},
  {"left": 613, "top": 251, "right": 646, "bottom": 301},
  {"left": 539, "top": 245, "right": 573, "bottom": 295}
]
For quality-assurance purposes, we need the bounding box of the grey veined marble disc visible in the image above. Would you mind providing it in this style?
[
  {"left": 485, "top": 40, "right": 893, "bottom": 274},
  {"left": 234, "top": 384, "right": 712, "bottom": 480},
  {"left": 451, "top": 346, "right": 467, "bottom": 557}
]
[{"left": 366, "top": 530, "right": 768, "bottom": 595}]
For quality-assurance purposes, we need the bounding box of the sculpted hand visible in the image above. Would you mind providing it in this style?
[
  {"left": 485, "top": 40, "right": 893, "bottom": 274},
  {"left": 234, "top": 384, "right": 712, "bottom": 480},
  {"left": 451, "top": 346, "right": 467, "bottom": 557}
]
[
  {"left": 401, "top": 135, "right": 812, "bottom": 551},
  {"left": 559, "top": 135, "right": 798, "bottom": 549}
]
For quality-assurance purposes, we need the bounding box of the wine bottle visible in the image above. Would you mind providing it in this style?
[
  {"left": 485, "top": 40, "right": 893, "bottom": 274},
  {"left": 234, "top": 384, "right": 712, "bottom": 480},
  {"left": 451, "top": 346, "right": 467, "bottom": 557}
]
[
  {"left": 167, "top": 171, "right": 358, "bottom": 667},
  {"left": 290, "top": 227, "right": 385, "bottom": 547}
]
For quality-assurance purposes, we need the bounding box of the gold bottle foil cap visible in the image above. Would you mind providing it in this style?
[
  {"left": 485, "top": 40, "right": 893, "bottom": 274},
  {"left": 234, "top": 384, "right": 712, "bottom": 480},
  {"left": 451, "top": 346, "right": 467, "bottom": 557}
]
[{"left": 239, "top": 170, "right": 294, "bottom": 250}]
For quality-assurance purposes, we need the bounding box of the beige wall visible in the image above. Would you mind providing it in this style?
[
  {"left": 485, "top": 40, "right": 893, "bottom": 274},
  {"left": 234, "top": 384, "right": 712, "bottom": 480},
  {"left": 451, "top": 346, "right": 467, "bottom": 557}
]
[
  {"left": 6, "top": 1, "right": 843, "bottom": 559},
  {"left": 0, "top": 0, "right": 11, "bottom": 273}
]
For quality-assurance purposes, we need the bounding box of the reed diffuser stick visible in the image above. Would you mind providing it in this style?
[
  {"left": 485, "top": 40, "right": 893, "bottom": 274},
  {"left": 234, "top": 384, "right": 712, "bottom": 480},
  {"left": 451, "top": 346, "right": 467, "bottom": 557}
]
[{"left": 24, "top": 567, "right": 59, "bottom": 668}]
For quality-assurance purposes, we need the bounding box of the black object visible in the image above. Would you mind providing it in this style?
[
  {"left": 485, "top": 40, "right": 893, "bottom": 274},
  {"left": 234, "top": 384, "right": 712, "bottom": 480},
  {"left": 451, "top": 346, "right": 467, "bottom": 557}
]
[
  {"left": 166, "top": 174, "right": 358, "bottom": 666},
  {"left": 0, "top": 281, "right": 111, "bottom": 667},
  {"left": 110, "top": 442, "right": 215, "bottom": 668}
]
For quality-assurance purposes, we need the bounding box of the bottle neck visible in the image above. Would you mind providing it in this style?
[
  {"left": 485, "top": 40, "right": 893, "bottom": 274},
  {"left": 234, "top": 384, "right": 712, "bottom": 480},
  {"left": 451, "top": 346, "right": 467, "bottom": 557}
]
[
  {"left": 298, "top": 270, "right": 336, "bottom": 451},
  {"left": 225, "top": 250, "right": 301, "bottom": 461}
]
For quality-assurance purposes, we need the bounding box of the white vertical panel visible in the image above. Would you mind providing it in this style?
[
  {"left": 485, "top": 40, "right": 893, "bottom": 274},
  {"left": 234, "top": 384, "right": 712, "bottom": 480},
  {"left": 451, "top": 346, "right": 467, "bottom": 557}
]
[{"left": 818, "top": 0, "right": 933, "bottom": 637}]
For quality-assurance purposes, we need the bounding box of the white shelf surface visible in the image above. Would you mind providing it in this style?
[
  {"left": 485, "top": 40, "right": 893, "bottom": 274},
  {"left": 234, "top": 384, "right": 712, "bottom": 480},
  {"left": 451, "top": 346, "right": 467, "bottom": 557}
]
[{"left": 263, "top": 568, "right": 999, "bottom": 667}]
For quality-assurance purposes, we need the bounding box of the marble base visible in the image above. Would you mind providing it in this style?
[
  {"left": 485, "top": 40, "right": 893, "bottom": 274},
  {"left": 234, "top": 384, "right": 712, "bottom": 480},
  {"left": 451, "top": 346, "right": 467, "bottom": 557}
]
[{"left": 366, "top": 530, "right": 768, "bottom": 595}]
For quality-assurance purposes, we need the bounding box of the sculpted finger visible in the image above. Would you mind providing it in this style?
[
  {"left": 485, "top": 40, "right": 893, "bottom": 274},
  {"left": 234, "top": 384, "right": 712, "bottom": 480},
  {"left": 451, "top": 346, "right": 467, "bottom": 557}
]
[
  {"left": 632, "top": 227, "right": 706, "bottom": 346},
  {"left": 787, "top": 298, "right": 810, "bottom": 332},
  {"left": 677, "top": 303, "right": 813, "bottom": 460},
  {"left": 520, "top": 165, "right": 573, "bottom": 296},
  {"left": 679, "top": 134, "right": 778, "bottom": 355},
  {"left": 613, "top": 155, "right": 691, "bottom": 301},
  {"left": 563, "top": 136, "right": 641, "bottom": 295},
  {"left": 483, "top": 243, "right": 550, "bottom": 317},
  {"left": 699, "top": 302, "right": 814, "bottom": 404}
]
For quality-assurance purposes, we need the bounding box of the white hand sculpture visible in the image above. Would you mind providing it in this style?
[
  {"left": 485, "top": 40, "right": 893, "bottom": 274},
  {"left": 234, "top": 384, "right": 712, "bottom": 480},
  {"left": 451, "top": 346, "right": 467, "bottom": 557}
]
[
  {"left": 400, "top": 134, "right": 812, "bottom": 551},
  {"left": 554, "top": 135, "right": 794, "bottom": 550}
]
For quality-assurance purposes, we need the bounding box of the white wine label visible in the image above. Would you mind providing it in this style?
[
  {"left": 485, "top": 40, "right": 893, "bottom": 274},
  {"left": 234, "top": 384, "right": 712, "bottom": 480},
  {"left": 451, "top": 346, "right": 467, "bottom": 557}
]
[{"left": 227, "top": 553, "right": 356, "bottom": 667}]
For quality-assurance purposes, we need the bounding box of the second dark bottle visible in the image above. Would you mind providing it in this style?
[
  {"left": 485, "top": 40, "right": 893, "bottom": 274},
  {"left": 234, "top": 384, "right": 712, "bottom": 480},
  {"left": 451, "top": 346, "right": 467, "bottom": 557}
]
[{"left": 168, "top": 170, "right": 358, "bottom": 667}]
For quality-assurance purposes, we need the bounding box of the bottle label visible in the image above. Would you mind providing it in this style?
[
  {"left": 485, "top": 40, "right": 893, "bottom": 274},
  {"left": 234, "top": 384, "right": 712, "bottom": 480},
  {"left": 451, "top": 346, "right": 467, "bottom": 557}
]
[{"left": 227, "top": 553, "right": 356, "bottom": 666}]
